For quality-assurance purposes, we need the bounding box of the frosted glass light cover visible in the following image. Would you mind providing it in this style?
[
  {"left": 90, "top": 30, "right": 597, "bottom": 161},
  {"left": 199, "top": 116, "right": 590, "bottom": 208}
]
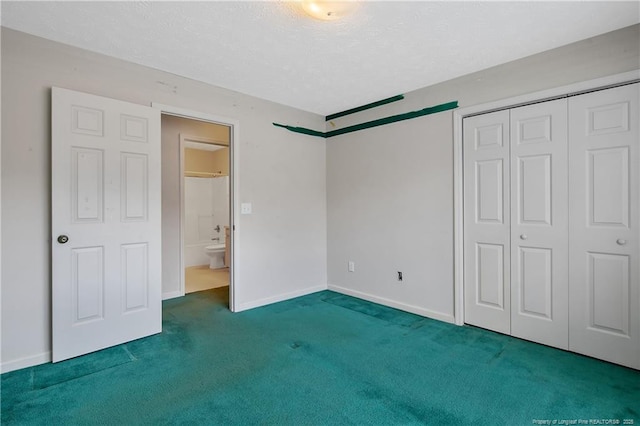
[{"left": 301, "top": 1, "right": 358, "bottom": 20}]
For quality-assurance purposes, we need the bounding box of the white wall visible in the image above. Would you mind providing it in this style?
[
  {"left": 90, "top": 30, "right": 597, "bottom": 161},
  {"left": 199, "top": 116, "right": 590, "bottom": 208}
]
[
  {"left": 0, "top": 28, "right": 327, "bottom": 372},
  {"left": 210, "top": 177, "right": 230, "bottom": 242},
  {"left": 326, "top": 24, "right": 640, "bottom": 322},
  {"left": 183, "top": 176, "right": 229, "bottom": 267},
  {"left": 0, "top": 27, "right": 3, "bottom": 375},
  {"left": 328, "top": 114, "right": 454, "bottom": 321}
]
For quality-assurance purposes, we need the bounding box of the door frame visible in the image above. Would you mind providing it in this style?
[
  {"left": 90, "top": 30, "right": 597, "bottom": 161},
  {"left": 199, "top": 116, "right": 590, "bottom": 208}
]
[
  {"left": 452, "top": 69, "right": 640, "bottom": 326},
  {"left": 152, "top": 103, "right": 240, "bottom": 312}
]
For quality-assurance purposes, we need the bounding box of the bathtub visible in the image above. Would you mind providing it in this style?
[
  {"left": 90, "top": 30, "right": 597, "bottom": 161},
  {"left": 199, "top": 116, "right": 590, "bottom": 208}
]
[{"left": 185, "top": 242, "right": 218, "bottom": 267}]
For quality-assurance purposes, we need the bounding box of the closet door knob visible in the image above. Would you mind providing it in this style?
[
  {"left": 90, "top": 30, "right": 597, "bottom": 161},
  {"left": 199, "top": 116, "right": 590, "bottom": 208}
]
[
  {"left": 616, "top": 239, "right": 627, "bottom": 246},
  {"left": 520, "top": 234, "right": 527, "bottom": 240},
  {"left": 57, "top": 235, "right": 69, "bottom": 244}
]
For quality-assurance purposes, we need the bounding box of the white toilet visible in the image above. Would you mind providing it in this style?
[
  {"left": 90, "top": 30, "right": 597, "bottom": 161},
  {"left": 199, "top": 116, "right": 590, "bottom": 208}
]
[{"left": 204, "top": 243, "right": 226, "bottom": 269}]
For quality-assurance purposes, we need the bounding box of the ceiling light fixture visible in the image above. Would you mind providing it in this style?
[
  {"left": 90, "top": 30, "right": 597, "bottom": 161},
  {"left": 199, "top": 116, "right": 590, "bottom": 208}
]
[{"left": 301, "top": 1, "right": 358, "bottom": 21}]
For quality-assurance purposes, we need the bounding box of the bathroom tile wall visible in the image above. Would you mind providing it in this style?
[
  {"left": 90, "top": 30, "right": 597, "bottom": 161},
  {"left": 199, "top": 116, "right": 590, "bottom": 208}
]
[
  {"left": 184, "top": 176, "right": 229, "bottom": 266},
  {"left": 210, "top": 176, "right": 229, "bottom": 242}
]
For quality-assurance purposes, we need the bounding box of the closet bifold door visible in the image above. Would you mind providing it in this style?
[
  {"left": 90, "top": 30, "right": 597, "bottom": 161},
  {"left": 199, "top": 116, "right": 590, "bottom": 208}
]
[
  {"left": 568, "top": 83, "right": 640, "bottom": 369},
  {"left": 463, "top": 110, "right": 511, "bottom": 334},
  {"left": 509, "top": 99, "right": 569, "bottom": 350}
]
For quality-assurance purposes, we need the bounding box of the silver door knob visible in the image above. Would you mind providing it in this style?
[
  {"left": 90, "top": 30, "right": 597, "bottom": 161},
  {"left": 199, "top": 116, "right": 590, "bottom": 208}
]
[
  {"left": 57, "top": 235, "right": 69, "bottom": 244},
  {"left": 520, "top": 234, "right": 527, "bottom": 240},
  {"left": 616, "top": 239, "right": 627, "bottom": 246}
]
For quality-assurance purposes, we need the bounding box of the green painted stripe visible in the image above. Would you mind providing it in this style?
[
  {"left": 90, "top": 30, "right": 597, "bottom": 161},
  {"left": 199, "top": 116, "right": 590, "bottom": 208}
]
[
  {"left": 325, "top": 95, "right": 405, "bottom": 121},
  {"left": 272, "top": 122, "right": 326, "bottom": 138},
  {"left": 273, "top": 100, "right": 458, "bottom": 139},
  {"left": 326, "top": 101, "right": 458, "bottom": 138}
]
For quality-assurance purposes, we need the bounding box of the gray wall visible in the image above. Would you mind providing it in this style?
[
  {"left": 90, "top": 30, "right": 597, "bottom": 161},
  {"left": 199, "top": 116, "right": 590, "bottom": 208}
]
[
  {"left": 0, "top": 28, "right": 327, "bottom": 371},
  {"left": 326, "top": 24, "right": 640, "bottom": 322}
]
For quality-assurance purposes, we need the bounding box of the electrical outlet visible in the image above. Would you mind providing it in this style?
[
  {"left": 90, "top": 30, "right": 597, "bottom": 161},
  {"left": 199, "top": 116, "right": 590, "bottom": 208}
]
[
  {"left": 397, "top": 271, "right": 403, "bottom": 282},
  {"left": 348, "top": 261, "right": 355, "bottom": 272},
  {"left": 240, "top": 203, "right": 252, "bottom": 214}
]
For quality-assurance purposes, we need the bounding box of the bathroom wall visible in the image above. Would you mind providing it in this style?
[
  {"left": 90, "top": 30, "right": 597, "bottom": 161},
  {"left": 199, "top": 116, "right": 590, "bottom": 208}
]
[
  {"left": 210, "top": 177, "right": 230, "bottom": 238},
  {"left": 184, "top": 176, "right": 229, "bottom": 267},
  {"left": 185, "top": 147, "right": 230, "bottom": 176}
]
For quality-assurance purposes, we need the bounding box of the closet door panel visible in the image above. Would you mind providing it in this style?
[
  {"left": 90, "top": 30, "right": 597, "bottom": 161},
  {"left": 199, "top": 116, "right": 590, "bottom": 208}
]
[
  {"left": 569, "top": 83, "right": 640, "bottom": 369},
  {"left": 510, "top": 99, "right": 569, "bottom": 350},
  {"left": 464, "top": 110, "right": 511, "bottom": 334}
]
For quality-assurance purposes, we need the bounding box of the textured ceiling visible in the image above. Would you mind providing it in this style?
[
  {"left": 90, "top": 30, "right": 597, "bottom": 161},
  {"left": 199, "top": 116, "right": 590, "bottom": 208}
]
[{"left": 2, "top": 1, "right": 639, "bottom": 116}]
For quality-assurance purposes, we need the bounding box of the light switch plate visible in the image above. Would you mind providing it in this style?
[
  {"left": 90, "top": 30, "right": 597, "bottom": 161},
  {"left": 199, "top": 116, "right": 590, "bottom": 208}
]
[{"left": 240, "top": 203, "right": 252, "bottom": 215}]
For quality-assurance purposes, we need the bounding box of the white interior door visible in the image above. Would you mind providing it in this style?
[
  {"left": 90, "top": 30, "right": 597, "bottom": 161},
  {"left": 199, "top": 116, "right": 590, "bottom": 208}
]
[
  {"left": 568, "top": 83, "right": 640, "bottom": 369},
  {"left": 463, "top": 110, "right": 511, "bottom": 334},
  {"left": 509, "top": 99, "right": 568, "bottom": 349},
  {"left": 52, "top": 87, "right": 162, "bottom": 362}
]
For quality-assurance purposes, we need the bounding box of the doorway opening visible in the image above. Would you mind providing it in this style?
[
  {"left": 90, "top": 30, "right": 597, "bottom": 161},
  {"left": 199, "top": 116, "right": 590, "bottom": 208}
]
[
  {"left": 182, "top": 137, "right": 230, "bottom": 294},
  {"left": 158, "top": 108, "right": 237, "bottom": 311}
]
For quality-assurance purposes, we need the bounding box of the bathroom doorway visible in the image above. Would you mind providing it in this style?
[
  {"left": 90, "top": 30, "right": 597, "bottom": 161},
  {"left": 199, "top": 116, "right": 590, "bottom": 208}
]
[
  {"left": 181, "top": 137, "right": 230, "bottom": 294},
  {"left": 159, "top": 111, "right": 235, "bottom": 306},
  {"left": 180, "top": 138, "right": 230, "bottom": 293}
]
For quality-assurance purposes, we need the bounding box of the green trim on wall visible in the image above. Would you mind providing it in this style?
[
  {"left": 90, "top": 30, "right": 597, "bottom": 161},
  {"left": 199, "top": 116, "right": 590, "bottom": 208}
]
[
  {"left": 326, "top": 101, "right": 458, "bottom": 137},
  {"left": 272, "top": 123, "right": 326, "bottom": 138},
  {"left": 325, "top": 95, "right": 405, "bottom": 121},
  {"left": 273, "top": 100, "right": 458, "bottom": 139}
]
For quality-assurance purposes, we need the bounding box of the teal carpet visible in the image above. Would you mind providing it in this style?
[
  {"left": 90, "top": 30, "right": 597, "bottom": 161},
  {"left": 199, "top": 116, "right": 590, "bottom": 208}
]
[{"left": 2, "top": 289, "right": 639, "bottom": 425}]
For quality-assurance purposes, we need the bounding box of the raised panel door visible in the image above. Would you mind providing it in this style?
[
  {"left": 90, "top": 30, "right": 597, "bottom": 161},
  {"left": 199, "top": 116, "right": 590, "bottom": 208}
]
[
  {"left": 52, "top": 88, "right": 162, "bottom": 362},
  {"left": 510, "top": 99, "right": 569, "bottom": 350},
  {"left": 568, "top": 83, "right": 640, "bottom": 369},
  {"left": 463, "top": 110, "right": 511, "bottom": 334}
]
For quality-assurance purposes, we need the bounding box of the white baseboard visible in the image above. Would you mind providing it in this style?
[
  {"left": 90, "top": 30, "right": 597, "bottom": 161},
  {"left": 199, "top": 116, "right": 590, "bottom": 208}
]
[
  {"left": 1, "top": 351, "right": 51, "bottom": 374},
  {"left": 235, "top": 284, "right": 327, "bottom": 312},
  {"left": 162, "top": 290, "right": 184, "bottom": 300},
  {"left": 327, "top": 284, "right": 456, "bottom": 324}
]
